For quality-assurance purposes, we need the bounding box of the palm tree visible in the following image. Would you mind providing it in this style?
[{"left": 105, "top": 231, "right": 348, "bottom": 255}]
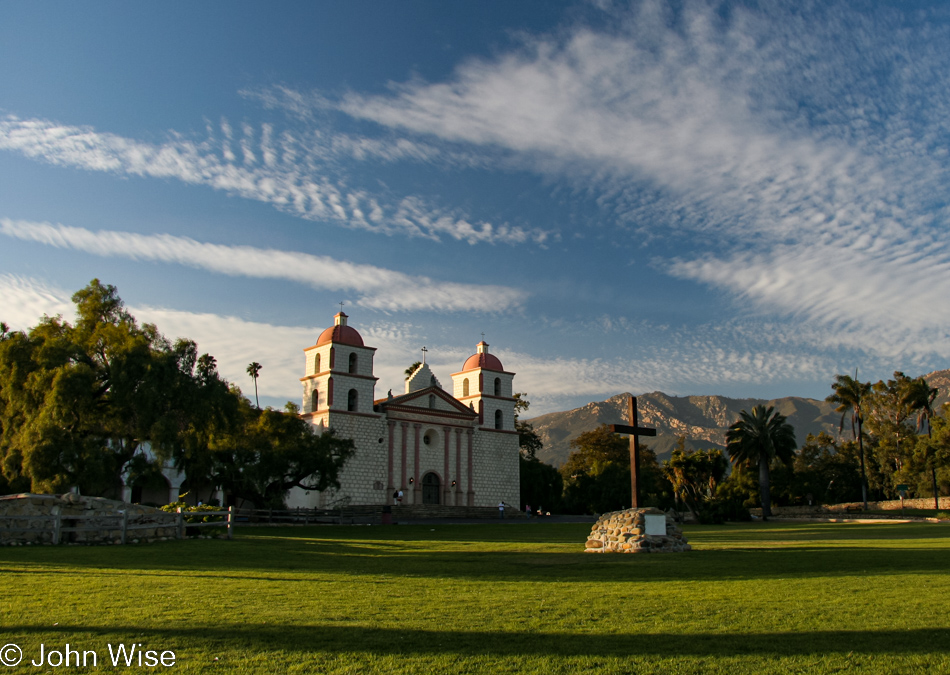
[
  {"left": 726, "top": 405, "right": 797, "bottom": 520},
  {"left": 826, "top": 372, "right": 871, "bottom": 510},
  {"left": 902, "top": 377, "right": 940, "bottom": 509},
  {"left": 404, "top": 361, "right": 422, "bottom": 381},
  {"left": 246, "top": 361, "right": 262, "bottom": 409}
]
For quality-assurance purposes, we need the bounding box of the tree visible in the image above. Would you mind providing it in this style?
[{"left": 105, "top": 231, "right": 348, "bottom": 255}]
[
  {"left": 725, "top": 405, "right": 797, "bottom": 519},
  {"left": 826, "top": 372, "right": 872, "bottom": 509},
  {"left": 865, "top": 372, "right": 919, "bottom": 497},
  {"left": 560, "top": 424, "right": 667, "bottom": 514},
  {"left": 212, "top": 400, "right": 355, "bottom": 508},
  {"left": 513, "top": 392, "right": 542, "bottom": 460},
  {"left": 901, "top": 377, "right": 940, "bottom": 508},
  {"left": 664, "top": 439, "right": 728, "bottom": 520},
  {"left": 404, "top": 361, "right": 422, "bottom": 381},
  {"left": 512, "top": 393, "right": 560, "bottom": 511},
  {"left": 0, "top": 280, "right": 173, "bottom": 494},
  {"left": 246, "top": 362, "right": 262, "bottom": 409}
]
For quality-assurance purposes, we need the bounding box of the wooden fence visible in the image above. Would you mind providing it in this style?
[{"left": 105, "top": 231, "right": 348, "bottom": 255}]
[{"left": 1, "top": 506, "right": 235, "bottom": 544}]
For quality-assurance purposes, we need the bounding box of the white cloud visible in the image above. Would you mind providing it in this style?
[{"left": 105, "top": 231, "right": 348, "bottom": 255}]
[
  {"left": 333, "top": 1, "right": 950, "bottom": 359},
  {"left": 2, "top": 274, "right": 849, "bottom": 416},
  {"left": 0, "top": 115, "right": 548, "bottom": 245},
  {"left": 0, "top": 219, "right": 527, "bottom": 313},
  {"left": 0, "top": 274, "right": 428, "bottom": 403}
]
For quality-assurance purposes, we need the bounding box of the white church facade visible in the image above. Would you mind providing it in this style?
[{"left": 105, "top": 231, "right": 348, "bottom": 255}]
[{"left": 288, "top": 312, "right": 520, "bottom": 509}]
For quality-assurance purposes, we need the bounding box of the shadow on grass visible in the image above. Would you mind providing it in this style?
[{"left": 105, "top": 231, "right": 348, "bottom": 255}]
[
  {"left": 5, "top": 624, "right": 950, "bottom": 657},
  {"left": 2, "top": 542, "right": 948, "bottom": 585},
  {"left": 2, "top": 522, "right": 949, "bottom": 585}
]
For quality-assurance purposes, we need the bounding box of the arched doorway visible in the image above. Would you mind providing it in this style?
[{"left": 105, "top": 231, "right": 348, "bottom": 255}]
[{"left": 422, "top": 472, "right": 441, "bottom": 505}]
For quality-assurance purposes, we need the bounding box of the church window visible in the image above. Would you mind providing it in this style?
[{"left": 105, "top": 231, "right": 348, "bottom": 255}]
[
  {"left": 329, "top": 347, "right": 335, "bottom": 369},
  {"left": 494, "top": 377, "right": 501, "bottom": 396},
  {"left": 347, "top": 388, "right": 358, "bottom": 412},
  {"left": 494, "top": 409, "right": 503, "bottom": 430},
  {"left": 462, "top": 378, "right": 469, "bottom": 397},
  {"left": 314, "top": 353, "right": 321, "bottom": 374},
  {"left": 423, "top": 432, "right": 432, "bottom": 445},
  {"left": 429, "top": 394, "right": 436, "bottom": 409},
  {"left": 348, "top": 353, "right": 358, "bottom": 374},
  {"left": 311, "top": 389, "right": 319, "bottom": 412}
]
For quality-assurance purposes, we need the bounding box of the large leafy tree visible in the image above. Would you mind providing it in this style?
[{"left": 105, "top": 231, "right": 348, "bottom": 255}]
[
  {"left": 1, "top": 280, "right": 354, "bottom": 507},
  {"left": 826, "top": 372, "right": 872, "bottom": 509},
  {"left": 560, "top": 424, "right": 668, "bottom": 514},
  {"left": 865, "top": 371, "right": 920, "bottom": 495},
  {"left": 725, "top": 405, "right": 797, "bottom": 519},
  {"left": 0, "top": 280, "right": 173, "bottom": 494},
  {"left": 211, "top": 400, "right": 355, "bottom": 508}
]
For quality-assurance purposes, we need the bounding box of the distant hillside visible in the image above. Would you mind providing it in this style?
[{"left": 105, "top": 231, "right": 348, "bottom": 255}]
[{"left": 525, "top": 368, "right": 949, "bottom": 468}]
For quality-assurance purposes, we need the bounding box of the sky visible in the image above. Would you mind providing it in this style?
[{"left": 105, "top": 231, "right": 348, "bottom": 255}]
[{"left": 1, "top": 0, "right": 949, "bottom": 417}]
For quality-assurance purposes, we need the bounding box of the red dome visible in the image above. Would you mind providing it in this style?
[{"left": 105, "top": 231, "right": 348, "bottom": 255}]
[
  {"left": 316, "top": 312, "right": 364, "bottom": 347},
  {"left": 462, "top": 341, "right": 503, "bottom": 371}
]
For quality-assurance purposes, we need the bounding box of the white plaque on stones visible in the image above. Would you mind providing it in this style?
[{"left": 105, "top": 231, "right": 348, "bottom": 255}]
[{"left": 644, "top": 514, "right": 667, "bottom": 536}]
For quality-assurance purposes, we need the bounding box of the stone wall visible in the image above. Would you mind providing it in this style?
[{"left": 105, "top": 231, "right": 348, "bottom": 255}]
[
  {"left": 585, "top": 508, "right": 691, "bottom": 554},
  {"left": 0, "top": 493, "right": 178, "bottom": 545},
  {"left": 758, "top": 497, "right": 950, "bottom": 518},
  {"left": 472, "top": 428, "right": 519, "bottom": 508}
]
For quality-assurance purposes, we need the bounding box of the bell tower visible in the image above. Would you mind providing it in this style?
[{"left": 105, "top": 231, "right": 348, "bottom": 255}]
[
  {"left": 450, "top": 341, "right": 515, "bottom": 431},
  {"left": 301, "top": 312, "right": 378, "bottom": 425}
]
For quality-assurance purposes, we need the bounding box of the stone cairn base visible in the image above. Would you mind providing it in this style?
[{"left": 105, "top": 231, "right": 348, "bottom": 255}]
[{"left": 585, "top": 507, "right": 691, "bottom": 554}]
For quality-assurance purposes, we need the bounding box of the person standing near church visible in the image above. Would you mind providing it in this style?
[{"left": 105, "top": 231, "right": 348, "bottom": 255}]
[
  {"left": 525, "top": 504, "right": 532, "bottom": 519},
  {"left": 498, "top": 501, "right": 506, "bottom": 519}
]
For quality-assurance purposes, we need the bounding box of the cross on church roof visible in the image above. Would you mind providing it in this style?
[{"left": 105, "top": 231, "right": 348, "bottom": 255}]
[{"left": 421, "top": 346, "right": 428, "bottom": 364}]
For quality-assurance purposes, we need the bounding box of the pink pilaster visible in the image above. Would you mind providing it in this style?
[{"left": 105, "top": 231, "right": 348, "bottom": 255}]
[
  {"left": 455, "top": 428, "right": 463, "bottom": 506},
  {"left": 466, "top": 428, "right": 475, "bottom": 506},
  {"left": 387, "top": 420, "right": 396, "bottom": 491},
  {"left": 443, "top": 426, "right": 451, "bottom": 504},
  {"left": 400, "top": 422, "right": 408, "bottom": 491},
  {"left": 413, "top": 423, "right": 422, "bottom": 503}
]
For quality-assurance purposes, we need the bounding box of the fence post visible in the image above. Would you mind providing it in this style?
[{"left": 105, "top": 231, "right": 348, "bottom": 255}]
[
  {"left": 176, "top": 507, "right": 185, "bottom": 539},
  {"left": 120, "top": 510, "right": 128, "bottom": 545},
  {"left": 268, "top": 508, "right": 273, "bottom": 524},
  {"left": 227, "top": 506, "right": 234, "bottom": 540},
  {"left": 52, "top": 506, "right": 62, "bottom": 545}
]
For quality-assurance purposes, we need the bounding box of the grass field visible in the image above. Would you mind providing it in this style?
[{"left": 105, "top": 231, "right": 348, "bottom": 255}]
[{"left": 2, "top": 520, "right": 949, "bottom": 674}]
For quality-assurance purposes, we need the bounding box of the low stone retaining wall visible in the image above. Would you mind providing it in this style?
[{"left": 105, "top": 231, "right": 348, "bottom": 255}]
[
  {"left": 754, "top": 497, "right": 949, "bottom": 518},
  {"left": 0, "top": 493, "right": 178, "bottom": 545},
  {"left": 585, "top": 507, "right": 690, "bottom": 554},
  {"left": 826, "top": 496, "right": 950, "bottom": 512}
]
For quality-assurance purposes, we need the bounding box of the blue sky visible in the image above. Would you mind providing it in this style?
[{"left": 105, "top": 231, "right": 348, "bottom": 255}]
[{"left": 2, "top": 1, "right": 949, "bottom": 416}]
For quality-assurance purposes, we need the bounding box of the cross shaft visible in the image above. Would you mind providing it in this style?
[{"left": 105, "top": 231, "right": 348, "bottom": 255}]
[{"left": 609, "top": 396, "right": 656, "bottom": 509}]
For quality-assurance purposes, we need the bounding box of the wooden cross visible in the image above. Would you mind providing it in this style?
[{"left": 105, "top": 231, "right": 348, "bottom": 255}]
[{"left": 609, "top": 396, "right": 656, "bottom": 509}]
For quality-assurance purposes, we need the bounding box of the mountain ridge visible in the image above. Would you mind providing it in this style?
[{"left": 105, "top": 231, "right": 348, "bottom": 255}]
[{"left": 524, "top": 369, "right": 950, "bottom": 467}]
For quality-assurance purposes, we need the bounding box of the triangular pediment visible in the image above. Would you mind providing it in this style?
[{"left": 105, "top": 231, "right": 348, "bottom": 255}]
[{"left": 384, "top": 386, "right": 476, "bottom": 417}]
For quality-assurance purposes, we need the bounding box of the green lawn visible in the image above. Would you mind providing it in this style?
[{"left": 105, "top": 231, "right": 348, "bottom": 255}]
[{"left": 2, "top": 521, "right": 949, "bottom": 673}]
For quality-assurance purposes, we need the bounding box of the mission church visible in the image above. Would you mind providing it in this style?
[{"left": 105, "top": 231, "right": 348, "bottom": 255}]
[{"left": 286, "top": 311, "right": 520, "bottom": 509}]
